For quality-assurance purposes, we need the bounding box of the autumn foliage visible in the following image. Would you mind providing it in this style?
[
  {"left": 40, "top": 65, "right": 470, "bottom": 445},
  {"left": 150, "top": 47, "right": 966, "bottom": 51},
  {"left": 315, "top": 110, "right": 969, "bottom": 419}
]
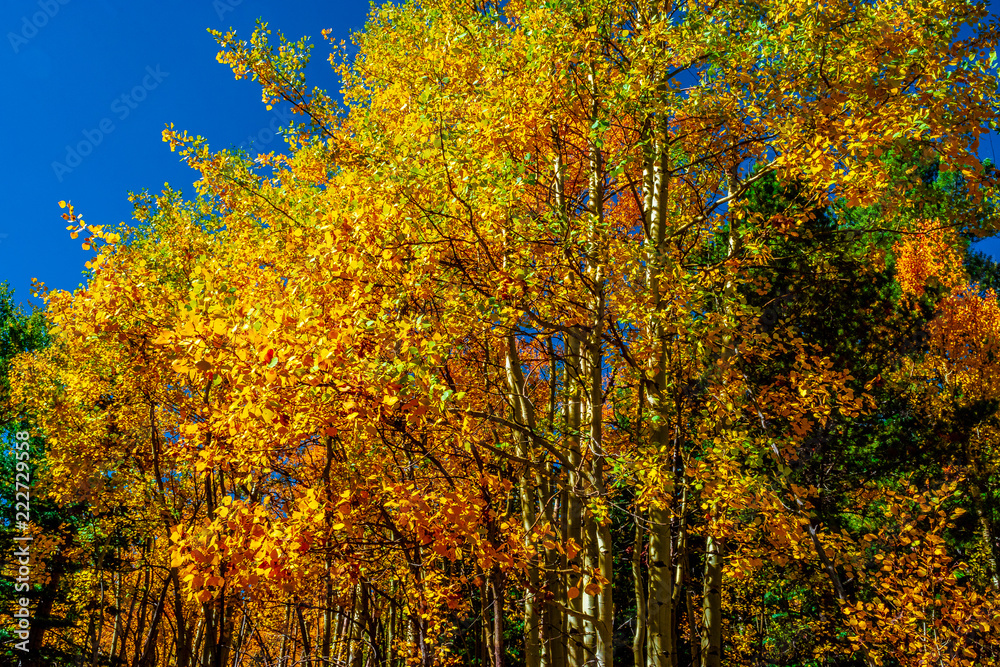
[{"left": 5, "top": 0, "right": 1000, "bottom": 666}]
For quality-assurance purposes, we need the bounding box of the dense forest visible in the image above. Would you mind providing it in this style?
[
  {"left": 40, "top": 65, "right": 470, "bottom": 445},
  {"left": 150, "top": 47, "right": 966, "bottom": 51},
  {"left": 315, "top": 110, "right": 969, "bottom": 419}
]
[{"left": 4, "top": 0, "right": 1000, "bottom": 665}]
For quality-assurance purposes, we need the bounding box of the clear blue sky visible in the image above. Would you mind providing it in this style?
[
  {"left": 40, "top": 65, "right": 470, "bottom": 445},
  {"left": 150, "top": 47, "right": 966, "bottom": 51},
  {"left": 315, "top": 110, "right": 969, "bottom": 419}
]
[{"left": 0, "top": 0, "right": 998, "bottom": 309}]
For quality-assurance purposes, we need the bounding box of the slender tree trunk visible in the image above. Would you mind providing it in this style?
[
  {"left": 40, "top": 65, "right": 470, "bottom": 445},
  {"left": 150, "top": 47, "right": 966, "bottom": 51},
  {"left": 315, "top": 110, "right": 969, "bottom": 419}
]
[
  {"left": 191, "top": 616, "right": 205, "bottom": 667},
  {"left": 322, "top": 434, "right": 336, "bottom": 665},
  {"left": 90, "top": 572, "right": 106, "bottom": 667},
  {"left": 297, "top": 604, "right": 313, "bottom": 667},
  {"left": 231, "top": 603, "right": 249, "bottom": 667},
  {"left": 675, "top": 484, "right": 698, "bottom": 667},
  {"left": 386, "top": 601, "right": 397, "bottom": 667},
  {"left": 346, "top": 593, "right": 359, "bottom": 667},
  {"left": 685, "top": 572, "right": 700, "bottom": 667},
  {"left": 583, "top": 519, "right": 598, "bottom": 660},
  {"left": 565, "top": 333, "right": 586, "bottom": 667},
  {"left": 279, "top": 603, "right": 292, "bottom": 667},
  {"left": 632, "top": 512, "right": 647, "bottom": 667},
  {"left": 80, "top": 613, "right": 96, "bottom": 667},
  {"left": 322, "top": 560, "right": 335, "bottom": 665},
  {"left": 350, "top": 586, "right": 365, "bottom": 667},
  {"left": 700, "top": 533, "right": 722, "bottom": 667},
  {"left": 540, "top": 337, "right": 564, "bottom": 667},
  {"left": 583, "top": 88, "right": 613, "bottom": 667},
  {"left": 203, "top": 602, "right": 219, "bottom": 667},
  {"left": 647, "top": 507, "right": 675, "bottom": 667},
  {"left": 253, "top": 617, "right": 276, "bottom": 667},
  {"left": 333, "top": 603, "right": 348, "bottom": 665},
  {"left": 218, "top": 587, "right": 237, "bottom": 667},
  {"left": 136, "top": 574, "right": 171, "bottom": 667},
  {"left": 481, "top": 571, "right": 493, "bottom": 667},
  {"left": 172, "top": 569, "right": 193, "bottom": 667},
  {"left": 505, "top": 335, "right": 542, "bottom": 667},
  {"left": 409, "top": 614, "right": 421, "bottom": 666},
  {"left": 132, "top": 551, "right": 154, "bottom": 667},
  {"left": 543, "top": 473, "right": 566, "bottom": 667},
  {"left": 110, "top": 564, "right": 124, "bottom": 667},
  {"left": 491, "top": 568, "right": 506, "bottom": 667},
  {"left": 643, "top": 120, "right": 677, "bottom": 667},
  {"left": 288, "top": 605, "right": 300, "bottom": 667},
  {"left": 361, "top": 582, "right": 380, "bottom": 667}
]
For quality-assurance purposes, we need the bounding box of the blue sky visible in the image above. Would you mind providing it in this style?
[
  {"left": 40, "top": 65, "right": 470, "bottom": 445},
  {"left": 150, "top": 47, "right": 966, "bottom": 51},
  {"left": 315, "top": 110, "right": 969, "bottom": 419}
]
[{"left": 0, "top": 0, "right": 998, "bottom": 309}]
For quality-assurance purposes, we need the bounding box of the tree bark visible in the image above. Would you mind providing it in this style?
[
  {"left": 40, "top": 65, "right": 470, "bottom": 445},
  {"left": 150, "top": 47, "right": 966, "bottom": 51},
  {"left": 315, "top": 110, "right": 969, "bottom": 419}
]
[
  {"left": 505, "top": 335, "right": 542, "bottom": 667},
  {"left": 700, "top": 534, "right": 722, "bottom": 667},
  {"left": 632, "top": 512, "right": 647, "bottom": 667}
]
